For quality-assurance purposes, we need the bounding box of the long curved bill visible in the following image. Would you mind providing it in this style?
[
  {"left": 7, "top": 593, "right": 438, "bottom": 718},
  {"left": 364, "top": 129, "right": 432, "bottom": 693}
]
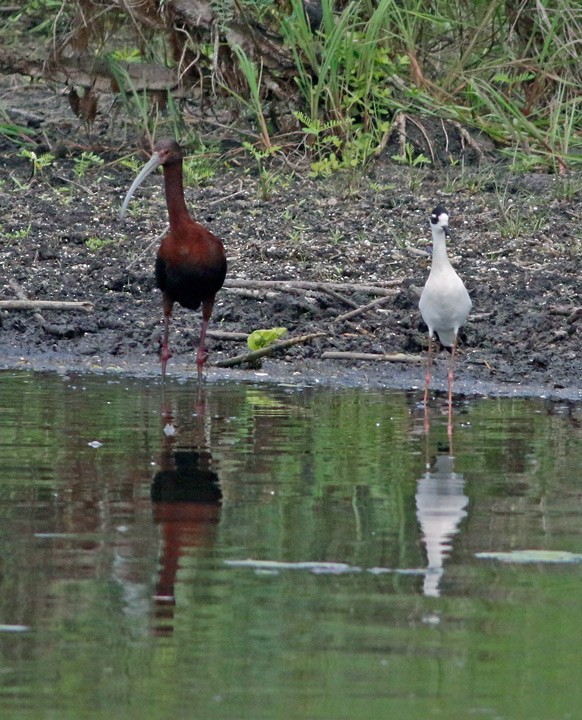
[{"left": 119, "top": 152, "right": 162, "bottom": 220}]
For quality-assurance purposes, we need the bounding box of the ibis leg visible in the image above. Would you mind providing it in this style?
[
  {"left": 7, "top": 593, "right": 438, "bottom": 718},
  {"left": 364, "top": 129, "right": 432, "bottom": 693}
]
[
  {"left": 161, "top": 294, "right": 174, "bottom": 381},
  {"left": 196, "top": 300, "right": 214, "bottom": 383}
]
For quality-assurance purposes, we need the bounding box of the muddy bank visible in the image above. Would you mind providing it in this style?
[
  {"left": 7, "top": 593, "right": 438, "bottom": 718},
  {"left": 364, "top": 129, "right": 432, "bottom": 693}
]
[{"left": 0, "top": 76, "right": 581, "bottom": 402}]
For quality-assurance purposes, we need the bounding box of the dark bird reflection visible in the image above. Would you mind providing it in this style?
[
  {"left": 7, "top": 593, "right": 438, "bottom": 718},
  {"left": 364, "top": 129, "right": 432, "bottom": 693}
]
[
  {"left": 415, "top": 450, "right": 468, "bottom": 597},
  {"left": 151, "top": 407, "right": 222, "bottom": 635}
]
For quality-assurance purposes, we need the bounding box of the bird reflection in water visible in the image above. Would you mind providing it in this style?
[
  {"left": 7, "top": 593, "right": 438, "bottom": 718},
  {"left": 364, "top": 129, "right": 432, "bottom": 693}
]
[
  {"left": 151, "top": 404, "right": 222, "bottom": 635},
  {"left": 415, "top": 443, "right": 468, "bottom": 597}
]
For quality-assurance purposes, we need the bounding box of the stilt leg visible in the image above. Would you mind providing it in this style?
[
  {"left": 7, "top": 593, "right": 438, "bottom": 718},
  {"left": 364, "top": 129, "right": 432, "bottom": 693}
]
[
  {"left": 447, "top": 337, "right": 458, "bottom": 437},
  {"left": 423, "top": 335, "right": 434, "bottom": 406},
  {"left": 423, "top": 334, "right": 433, "bottom": 432}
]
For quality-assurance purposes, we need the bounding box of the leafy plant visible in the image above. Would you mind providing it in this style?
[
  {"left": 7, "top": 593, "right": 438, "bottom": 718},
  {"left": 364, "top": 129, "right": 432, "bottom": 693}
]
[
  {"left": 107, "top": 58, "right": 189, "bottom": 146},
  {"left": 85, "top": 236, "right": 117, "bottom": 251},
  {"left": 3, "top": 223, "right": 31, "bottom": 241},
  {"left": 73, "top": 151, "right": 104, "bottom": 178},
  {"left": 247, "top": 327, "right": 288, "bottom": 351},
  {"left": 183, "top": 153, "right": 216, "bottom": 185},
  {"left": 242, "top": 141, "right": 282, "bottom": 199},
  {"left": 0, "top": 117, "right": 32, "bottom": 144},
  {"left": 391, "top": 142, "right": 431, "bottom": 167},
  {"left": 19, "top": 148, "right": 55, "bottom": 177},
  {"left": 5, "top": 0, "right": 581, "bottom": 176},
  {"left": 230, "top": 44, "right": 272, "bottom": 149},
  {"left": 282, "top": 0, "right": 582, "bottom": 172}
]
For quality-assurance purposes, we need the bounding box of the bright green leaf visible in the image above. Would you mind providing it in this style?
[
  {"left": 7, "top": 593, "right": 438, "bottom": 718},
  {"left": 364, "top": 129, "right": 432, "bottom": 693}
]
[{"left": 247, "top": 327, "right": 288, "bottom": 351}]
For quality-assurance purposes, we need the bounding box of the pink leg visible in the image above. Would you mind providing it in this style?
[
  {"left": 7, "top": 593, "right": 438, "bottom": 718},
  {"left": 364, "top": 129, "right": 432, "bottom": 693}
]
[
  {"left": 423, "top": 335, "right": 433, "bottom": 432},
  {"left": 447, "top": 337, "right": 458, "bottom": 438},
  {"left": 161, "top": 294, "right": 173, "bottom": 381},
  {"left": 196, "top": 299, "right": 214, "bottom": 383}
]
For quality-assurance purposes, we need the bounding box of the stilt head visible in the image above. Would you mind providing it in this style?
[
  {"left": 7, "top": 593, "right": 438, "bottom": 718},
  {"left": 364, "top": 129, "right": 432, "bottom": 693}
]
[
  {"left": 429, "top": 206, "right": 451, "bottom": 238},
  {"left": 119, "top": 139, "right": 183, "bottom": 220}
]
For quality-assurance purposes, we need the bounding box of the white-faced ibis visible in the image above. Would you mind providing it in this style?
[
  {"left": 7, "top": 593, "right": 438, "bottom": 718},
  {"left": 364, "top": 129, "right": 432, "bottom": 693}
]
[
  {"left": 120, "top": 139, "right": 227, "bottom": 382},
  {"left": 419, "top": 207, "right": 472, "bottom": 432}
]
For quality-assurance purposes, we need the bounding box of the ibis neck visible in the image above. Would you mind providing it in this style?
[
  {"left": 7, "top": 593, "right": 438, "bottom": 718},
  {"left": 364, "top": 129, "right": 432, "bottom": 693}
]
[{"left": 162, "top": 162, "right": 191, "bottom": 229}]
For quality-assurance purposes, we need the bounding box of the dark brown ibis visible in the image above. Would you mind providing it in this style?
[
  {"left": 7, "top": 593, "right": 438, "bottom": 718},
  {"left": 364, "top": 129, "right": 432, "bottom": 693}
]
[{"left": 120, "top": 139, "right": 227, "bottom": 382}]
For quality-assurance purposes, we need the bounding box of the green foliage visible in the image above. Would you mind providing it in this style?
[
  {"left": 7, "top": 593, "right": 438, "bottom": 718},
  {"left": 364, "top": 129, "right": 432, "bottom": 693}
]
[
  {"left": 391, "top": 142, "right": 431, "bottom": 167},
  {"left": 2, "top": 223, "right": 31, "bottom": 241},
  {"left": 0, "top": 119, "right": 32, "bottom": 144},
  {"left": 73, "top": 151, "right": 104, "bottom": 178},
  {"left": 229, "top": 44, "right": 273, "bottom": 149},
  {"left": 183, "top": 153, "right": 216, "bottom": 185},
  {"left": 247, "top": 327, "right": 288, "bottom": 351},
  {"left": 107, "top": 58, "right": 191, "bottom": 145},
  {"left": 85, "top": 236, "right": 117, "bottom": 251},
  {"left": 4, "top": 0, "right": 65, "bottom": 36},
  {"left": 242, "top": 141, "right": 283, "bottom": 198},
  {"left": 493, "top": 184, "right": 548, "bottom": 239},
  {"left": 281, "top": 0, "right": 581, "bottom": 172},
  {"left": 3, "top": 0, "right": 580, "bottom": 175},
  {"left": 18, "top": 148, "right": 55, "bottom": 177}
]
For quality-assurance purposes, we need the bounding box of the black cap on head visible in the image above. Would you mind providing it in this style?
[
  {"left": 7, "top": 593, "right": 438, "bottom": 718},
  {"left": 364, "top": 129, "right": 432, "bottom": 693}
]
[{"left": 430, "top": 206, "right": 449, "bottom": 224}]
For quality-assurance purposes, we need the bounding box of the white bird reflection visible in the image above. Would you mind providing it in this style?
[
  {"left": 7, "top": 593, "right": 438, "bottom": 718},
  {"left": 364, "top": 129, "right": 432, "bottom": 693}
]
[{"left": 416, "top": 453, "right": 468, "bottom": 597}]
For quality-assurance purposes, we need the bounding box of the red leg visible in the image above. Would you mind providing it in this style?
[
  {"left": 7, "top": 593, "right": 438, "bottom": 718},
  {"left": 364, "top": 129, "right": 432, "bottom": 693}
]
[
  {"left": 447, "top": 337, "right": 458, "bottom": 437},
  {"left": 423, "top": 335, "right": 433, "bottom": 432},
  {"left": 196, "top": 299, "right": 215, "bottom": 383},
  {"left": 161, "top": 293, "right": 173, "bottom": 381},
  {"left": 423, "top": 335, "right": 434, "bottom": 406}
]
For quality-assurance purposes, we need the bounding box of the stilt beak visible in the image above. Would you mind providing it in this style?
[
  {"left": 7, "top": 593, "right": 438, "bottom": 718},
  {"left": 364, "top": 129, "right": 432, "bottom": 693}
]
[{"left": 119, "top": 152, "right": 162, "bottom": 220}]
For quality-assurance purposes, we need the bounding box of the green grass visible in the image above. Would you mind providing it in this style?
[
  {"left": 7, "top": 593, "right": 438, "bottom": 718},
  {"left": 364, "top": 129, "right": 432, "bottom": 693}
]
[{"left": 1, "top": 0, "right": 580, "bottom": 174}]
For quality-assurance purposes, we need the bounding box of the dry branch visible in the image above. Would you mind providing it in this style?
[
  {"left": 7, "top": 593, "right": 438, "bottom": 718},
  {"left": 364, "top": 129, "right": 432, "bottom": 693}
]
[
  {"left": 321, "top": 351, "right": 423, "bottom": 364},
  {"left": 0, "top": 300, "right": 94, "bottom": 312},
  {"left": 214, "top": 332, "right": 325, "bottom": 367},
  {"left": 7, "top": 280, "right": 91, "bottom": 338},
  {"left": 549, "top": 305, "right": 582, "bottom": 323},
  {"left": 333, "top": 294, "right": 395, "bottom": 323},
  {"left": 223, "top": 279, "right": 402, "bottom": 295},
  {"left": 317, "top": 284, "right": 359, "bottom": 309}
]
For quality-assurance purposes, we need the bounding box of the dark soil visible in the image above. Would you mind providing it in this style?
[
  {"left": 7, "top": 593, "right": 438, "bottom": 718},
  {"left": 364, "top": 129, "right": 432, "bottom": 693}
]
[{"left": 1, "top": 75, "right": 581, "bottom": 401}]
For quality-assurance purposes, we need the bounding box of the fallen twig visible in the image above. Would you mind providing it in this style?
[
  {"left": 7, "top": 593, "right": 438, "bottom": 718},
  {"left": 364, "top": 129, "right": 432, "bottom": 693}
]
[
  {"left": 0, "top": 300, "right": 94, "bottom": 312},
  {"left": 321, "top": 351, "right": 423, "bottom": 364},
  {"left": 222, "top": 287, "right": 278, "bottom": 300},
  {"left": 214, "top": 332, "right": 325, "bottom": 367},
  {"left": 548, "top": 305, "right": 576, "bottom": 315},
  {"left": 223, "top": 279, "right": 402, "bottom": 295},
  {"left": 317, "top": 284, "right": 359, "bottom": 309},
  {"left": 205, "top": 180, "right": 245, "bottom": 206},
  {"left": 334, "top": 294, "right": 395, "bottom": 323},
  {"left": 7, "top": 279, "right": 89, "bottom": 338},
  {"left": 549, "top": 305, "right": 582, "bottom": 324},
  {"left": 470, "top": 311, "right": 496, "bottom": 322}
]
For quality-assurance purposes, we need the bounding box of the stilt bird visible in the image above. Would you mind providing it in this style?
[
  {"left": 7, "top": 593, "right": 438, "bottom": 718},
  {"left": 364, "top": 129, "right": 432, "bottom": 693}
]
[
  {"left": 419, "top": 207, "right": 471, "bottom": 433},
  {"left": 120, "top": 139, "right": 227, "bottom": 382}
]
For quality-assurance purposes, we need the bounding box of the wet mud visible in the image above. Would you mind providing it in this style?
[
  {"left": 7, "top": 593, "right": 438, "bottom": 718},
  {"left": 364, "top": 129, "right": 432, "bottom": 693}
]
[{"left": 1, "top": 76, "right": 580, "bottom": 401}]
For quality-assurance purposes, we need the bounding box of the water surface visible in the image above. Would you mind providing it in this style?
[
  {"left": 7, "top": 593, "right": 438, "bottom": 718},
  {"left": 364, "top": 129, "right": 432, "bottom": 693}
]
[{"left": 0, "top": 371, "right": 581, "bottom": 719}]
